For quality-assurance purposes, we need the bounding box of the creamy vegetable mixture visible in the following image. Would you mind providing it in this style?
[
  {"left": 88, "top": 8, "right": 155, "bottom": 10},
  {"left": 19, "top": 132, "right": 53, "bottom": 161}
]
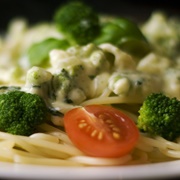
[{"left": 0, "top": 11, "right": 179, "bottom": 114}]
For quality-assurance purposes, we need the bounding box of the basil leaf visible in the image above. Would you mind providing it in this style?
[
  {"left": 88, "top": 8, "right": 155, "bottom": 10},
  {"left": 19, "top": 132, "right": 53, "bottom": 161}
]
[{"left": 27, "top": 38, "right": 70, "bottom": 66}]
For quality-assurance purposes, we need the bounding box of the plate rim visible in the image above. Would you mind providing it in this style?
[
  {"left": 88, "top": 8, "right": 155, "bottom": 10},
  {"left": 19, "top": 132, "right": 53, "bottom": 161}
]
[{"left": 0, "top": 160, "right": 180, "bottom": 179}]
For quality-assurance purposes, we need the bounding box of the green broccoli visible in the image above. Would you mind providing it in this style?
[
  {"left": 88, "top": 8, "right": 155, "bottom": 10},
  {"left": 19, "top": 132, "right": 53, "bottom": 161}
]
[
  {"left": 25, "top": 66, "right": 54, "bottom": 100},
  {"left": 53, "top": 65, "right": 87, "bottom": 104},
  {"left": 108, "top": 71, "right": 162, "bottom": 102},
  {"left": 25, "top": 67, "right": 63, "bottom": 117},
  {"left": 137, "top": 93, "right": 180, "bottom": 141},
  {"left": 0, "top": 90, "right": 48, "bottom": 136},
  {"left": 53, "top": 68, "right": 72, "bottom": 103},
  {"left": 53, "top": 1, "right": 100, "bottom": 45}
]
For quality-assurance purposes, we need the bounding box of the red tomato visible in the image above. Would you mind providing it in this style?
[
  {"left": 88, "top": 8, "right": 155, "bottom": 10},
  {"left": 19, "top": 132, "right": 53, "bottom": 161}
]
[{"left": 64, "top": 105, "right": 139, "bottom": 158}]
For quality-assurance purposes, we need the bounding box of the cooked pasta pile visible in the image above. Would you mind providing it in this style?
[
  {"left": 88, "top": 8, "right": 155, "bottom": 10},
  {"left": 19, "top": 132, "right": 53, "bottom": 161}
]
[
  {"left": 0, "top": 8, "right": 180, "bottom": 166},
  {"left": 0, "top": 122, "right": 180, "bottom": 166}
]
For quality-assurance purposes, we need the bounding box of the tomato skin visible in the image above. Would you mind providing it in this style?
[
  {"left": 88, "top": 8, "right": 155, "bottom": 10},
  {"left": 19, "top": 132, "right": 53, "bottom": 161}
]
[{"left": 64, "top": 105, "right": 139, "bottom": 158}]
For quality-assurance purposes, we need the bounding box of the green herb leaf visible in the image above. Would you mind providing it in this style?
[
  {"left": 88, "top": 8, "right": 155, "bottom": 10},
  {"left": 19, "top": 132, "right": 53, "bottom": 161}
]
[{"left": 27, "top": 38, "right": 70, "bottom": 66}]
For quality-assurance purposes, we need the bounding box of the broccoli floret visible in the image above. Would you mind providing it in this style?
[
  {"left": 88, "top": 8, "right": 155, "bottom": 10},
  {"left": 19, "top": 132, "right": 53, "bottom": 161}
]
[
  {"left": 53, "top": 66, "right": 87, "bottom": 104},
  {"left": 0, "top": 90, "right": 48, "bottom": 136},
  {"left": 54, "top": 1, "right": 100, "bottom": 45},
  {"left": 49, "top": 43, "right": 110, "bottom": 82},
  {"left": 24, "top": 67, "right": 63, "bottom": 117},
  {"left": 137, "top": 93, "right": 180, "bottom": 141},
  {"left": 141, "top": 11, "right": 180, "bottom": 60},
  {"left": 24, "top": 66, "right": 54, "bottom": 100},
  {"left": 53, "top": 68, "right": 72, "bottom": 102},
  {"left": 108, "top": 71, "right": 162, "bottom": 102}
]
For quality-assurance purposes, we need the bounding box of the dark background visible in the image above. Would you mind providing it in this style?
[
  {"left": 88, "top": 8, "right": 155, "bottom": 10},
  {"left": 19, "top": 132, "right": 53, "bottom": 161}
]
[{"left": 0, "top": 0, "right": 179, "bottom": 30}]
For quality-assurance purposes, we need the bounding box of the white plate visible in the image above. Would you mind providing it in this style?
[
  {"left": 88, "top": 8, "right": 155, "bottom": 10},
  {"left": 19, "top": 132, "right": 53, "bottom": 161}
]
[{"left": 0, "top": 160, "right": 180, "bottom": 180}]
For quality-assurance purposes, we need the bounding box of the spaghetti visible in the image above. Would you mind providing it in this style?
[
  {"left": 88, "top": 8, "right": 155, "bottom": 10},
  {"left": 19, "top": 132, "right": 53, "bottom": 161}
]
[
  {"left": 0, "top": 8, "right": 180, "bottom": 167},
  {"left": 0, "top": 122, "right": 180, "bottom": 166}
]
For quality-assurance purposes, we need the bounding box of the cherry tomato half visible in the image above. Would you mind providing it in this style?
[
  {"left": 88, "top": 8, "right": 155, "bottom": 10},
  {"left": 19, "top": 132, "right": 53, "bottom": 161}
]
[{"left": 64, "top": 105, "right": 139, "bottom": 158}]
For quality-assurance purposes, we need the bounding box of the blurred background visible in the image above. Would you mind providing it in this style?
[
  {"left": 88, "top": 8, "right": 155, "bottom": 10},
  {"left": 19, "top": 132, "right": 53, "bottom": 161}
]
[{"left": 0, "top": 0, "right": 179, "bottom": 30}]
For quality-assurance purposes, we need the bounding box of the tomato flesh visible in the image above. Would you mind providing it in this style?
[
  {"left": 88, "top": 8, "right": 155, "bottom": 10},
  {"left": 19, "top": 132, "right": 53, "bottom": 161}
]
[{"left": 64, "top": 105, "right": 139, "bottom": 158}]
